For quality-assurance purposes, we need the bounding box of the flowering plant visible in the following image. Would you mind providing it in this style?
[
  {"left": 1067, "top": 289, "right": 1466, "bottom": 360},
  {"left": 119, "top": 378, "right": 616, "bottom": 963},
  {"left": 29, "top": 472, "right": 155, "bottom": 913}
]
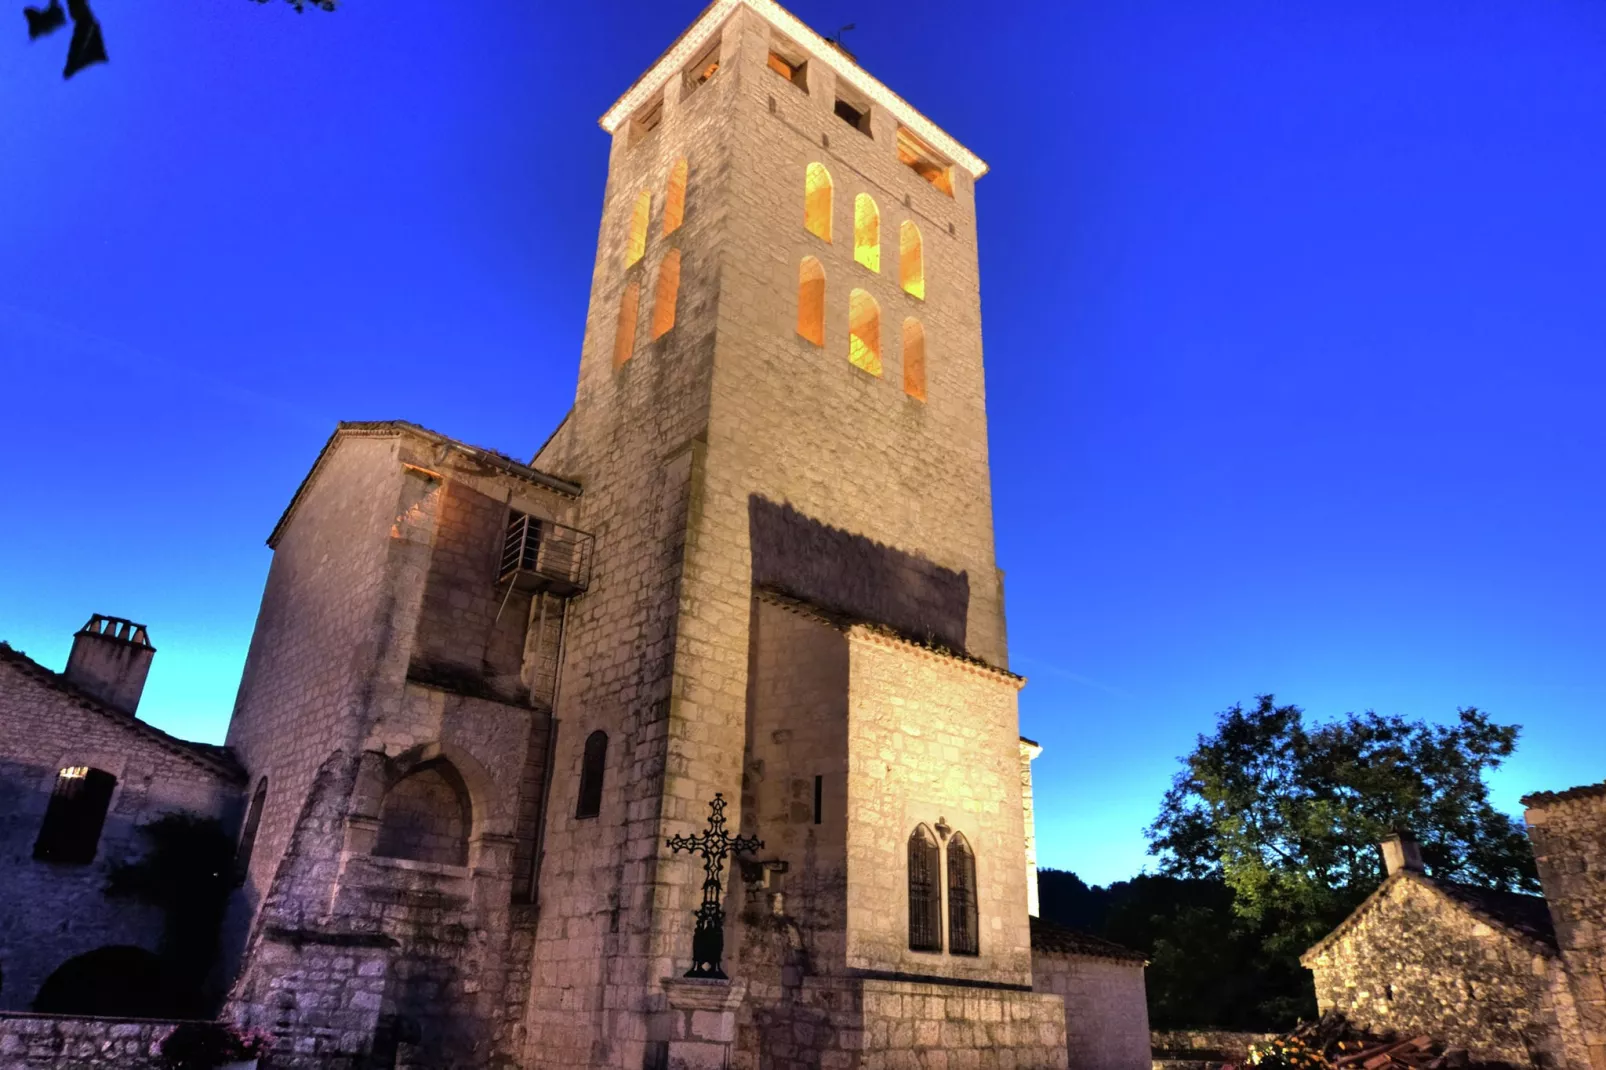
[
  {"left": 159, "top": 1022, "right": 274, "bottom": 1068},
  {"left": 1246, "top": 1035, "right": 1331, "bottom": 1069}
]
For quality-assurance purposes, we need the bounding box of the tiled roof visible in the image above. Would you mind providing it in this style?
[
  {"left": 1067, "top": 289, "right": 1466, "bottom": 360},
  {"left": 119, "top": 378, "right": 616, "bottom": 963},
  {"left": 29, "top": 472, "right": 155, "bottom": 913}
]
[
  {"left": 0, "top": 642, "right": 244, "bottom": 783},
  {"left": 1522, "top": 781, "right": 1606, "bottom": 807},
  {"left": 1029, "top": 916, "right": 1148, "bottom": 964},
  {"left": 1435, "top": 880, "right": 1556, "bottom": 947}
]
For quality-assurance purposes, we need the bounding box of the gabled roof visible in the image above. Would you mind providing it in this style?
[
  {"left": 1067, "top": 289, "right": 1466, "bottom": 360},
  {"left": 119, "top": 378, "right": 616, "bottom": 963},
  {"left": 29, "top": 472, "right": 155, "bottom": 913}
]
[
  {"left": 268, "top": 420, "right": 581, "bottom": 549},
  {"left": 0, "top": 642, "right": 244, "bottom": 783},
  {"left": 1300, "top": 870, "right": 1556, "bottom": 966},
  {"left": 1030, "top": 916, "right": 1148, "bottom": 965},
  {"left": 598, "top": 0, "right": 988, "bottom": 180},
  {"left": 1522, "top": 781, "right": 1606, "bottom": 808}
]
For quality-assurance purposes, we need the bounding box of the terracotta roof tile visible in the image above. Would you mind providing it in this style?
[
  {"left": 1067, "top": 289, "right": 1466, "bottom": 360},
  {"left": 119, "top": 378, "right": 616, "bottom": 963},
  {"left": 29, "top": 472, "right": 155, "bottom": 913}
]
[{"left": 1029, "top": 916, "right": 1148, "bottom": 964}]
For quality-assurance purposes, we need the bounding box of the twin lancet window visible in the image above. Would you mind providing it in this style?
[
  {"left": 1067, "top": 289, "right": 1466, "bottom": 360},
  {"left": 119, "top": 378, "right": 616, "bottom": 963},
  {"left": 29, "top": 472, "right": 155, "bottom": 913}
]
[
  {"left": 615, "top": 158, "right": 688, "bottom": 368},
  {"left": 908, "top": 825, "right": 978, "bottom": 955}
]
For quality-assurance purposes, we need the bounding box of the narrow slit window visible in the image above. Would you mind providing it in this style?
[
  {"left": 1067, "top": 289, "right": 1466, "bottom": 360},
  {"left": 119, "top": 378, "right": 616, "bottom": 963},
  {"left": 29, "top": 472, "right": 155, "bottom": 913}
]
[
  {"left": 804, "top": 163, "right": 833, "bottom": 242},
  {"left": 848, "top": 288, "right": 881, "bottom": 377},
  {"left": 614, "top": 281, "right": 640, "bottom": 368},
  {"left": 651, "top": 249, "right": 681, "bottom": 339},
  {"left": 897, "top": 126, "right": 955, "bottom": 197},
  {"left": 813, "top": 775, "right": 823, "bottom": 825},
  {"left": 947, "top": 833, "right": 980, "bottom": 955},
  {"left": 854, "top": 194, "right": 880, "bottom": 273},
  {"left": 834, "top": 95, "right": 872, "bottom": 136},
  {"left": 903, "top": 318, "right": 926, "bottom": 401},
  {"left": 908, "top": 825, "right": 942, "bottom": 952},
  {"left": 235, "top": 777, "right": 268, "bottom": 882},
  {"left": 625, "top": 191, "right": 651, "bottom": 268},
  {"left": 797, "top": 256, "right": 825, "bottom": 345},
  {"left": 576, "top": 730, "right": 608, "bottom": 819},
  {"left": 900, "top": 221, "right": 924, "bottom": 299},
  {"left": 34, "top": 766, "right": 116, "bottom": 864},
  {"left": 663, "top": 158, "right": 688, "bottom": 236}
]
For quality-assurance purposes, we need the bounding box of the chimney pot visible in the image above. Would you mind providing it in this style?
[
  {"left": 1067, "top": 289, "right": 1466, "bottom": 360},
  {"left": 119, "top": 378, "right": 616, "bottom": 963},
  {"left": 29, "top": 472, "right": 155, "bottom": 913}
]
[
  {"left": 63, "top": 614, "right": 155, "bottom": 717},
  {"left": 1381, "top": 833, "right": 1425, "bottom": 876}
]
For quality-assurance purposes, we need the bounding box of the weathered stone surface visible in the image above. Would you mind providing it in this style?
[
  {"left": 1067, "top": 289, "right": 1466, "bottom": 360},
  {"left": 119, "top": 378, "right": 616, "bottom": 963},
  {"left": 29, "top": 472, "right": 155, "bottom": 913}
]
[
  {"left": 1525, "top": 784, "right": 1606, "bottom": 1070},
  {"left": 0, "top": 1013, "right": 178, "bottom": 1070}
]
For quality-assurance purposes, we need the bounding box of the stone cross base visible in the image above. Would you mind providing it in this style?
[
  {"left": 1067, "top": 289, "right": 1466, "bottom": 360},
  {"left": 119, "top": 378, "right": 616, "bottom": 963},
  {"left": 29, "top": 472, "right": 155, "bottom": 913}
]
[{"left": 654, "top": 977, "right": 747, "bottom": 1070}]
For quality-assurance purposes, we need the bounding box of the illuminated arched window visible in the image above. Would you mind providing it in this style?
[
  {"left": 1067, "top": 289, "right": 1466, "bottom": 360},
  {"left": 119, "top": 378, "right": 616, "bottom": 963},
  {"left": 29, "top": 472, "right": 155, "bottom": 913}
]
[
  {"left": 903, "top": 318, "right": 926, "bottom": 401},
  {"left": 34, "top": 766, "right": 115, "bottom": 864},
  {"left": 614, "top": 280, "right": 640, "bottom": 368},
  {"left": 804, "top": 163, "right": 833, "bottom": 242},
  {"left": 947, "top": 832, "right": 979, "bottom": 955},
  {"left": 798, "top": 257, "right": 825, "bottom": 346},
  {"left": 625, "top": 190, "right": 651, "bottom": 267},
  {"left": 664, "top": 157, "right": 688, "bottom": 236},
  {"left": 908, "top": 825, "right": 942, "bottom": 952},
  {"left": 900, "top": 220, "right": 924, "bottom": 299},
  {"left": 854, "top": 194, "right": 880, "bottom": 272},
  {"left": 651, "top": 249, "right": 681, "bottom": 339},
  {"left": 848, "top": 289, "right": 881, "bottom": 377}
]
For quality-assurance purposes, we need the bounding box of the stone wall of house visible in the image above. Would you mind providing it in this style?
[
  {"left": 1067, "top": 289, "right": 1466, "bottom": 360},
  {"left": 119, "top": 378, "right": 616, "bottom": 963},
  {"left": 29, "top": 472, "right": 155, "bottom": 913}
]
[
  {"left": 0, "top": 656, "right": 241, "bottom": 1013},
  {"left": 1033, "top": 953, "right": 1152, "bottom": 1070},
  {"left": 1149, "top": 1029, "right": 1278, "bottom": 1062},
  {"left": 1525, "top": 787, "right": 1606, "bottom": 1070},
  {"left": 1302, "top": 875, "right": 1573, "bottom": 1068},
  {"left": 0, "top": 1012, "right": 184, "bottom": 1069}
]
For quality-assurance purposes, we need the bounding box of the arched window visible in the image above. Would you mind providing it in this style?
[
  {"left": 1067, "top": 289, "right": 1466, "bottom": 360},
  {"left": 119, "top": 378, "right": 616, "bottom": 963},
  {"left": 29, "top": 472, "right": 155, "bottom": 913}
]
[
  {"left": 374, "top": 758, "right": 471, "bottom": 867},
  {"left": 902, "top": 318, "right": 926, "bottom": 401},
  {"left": 625, "top": 190, "right": 651, "bottom": 267},
  {"left": 947, "top": 833, "right": 979, "bottom": 955},
  {"left": 33, "top": 766, "right": 116, "bottom": 864},
  {"left": 854, "top": 194, "right": 880, "bottom": 272},
  {"left": 908, "top": 825, "right": 942, "bottom": 952},
  {"left": 576, "top": 730, "right": 608, "bottom": 819},
  {"left": 234, "top": 777, "right": 268, "bottom": 882},
  {"left": 614, "top": 280, "right": 640, "bottom": 368},
  {"left": 848, "top": 289, "right": 881, "bottom": 377},
  {"left": 664, "top": 157, "right": 688, "bottom": 236},
  {"left": 797, "top": 257, "right": 825, "bottom": 346},
  {"left": 651, "top": 249, "right": 681, "bottom": 339},
  {"left": 804, "top": 163, "right": 833, "bottom": 242},
  {"left": 900, "top": 220, "right": 924, "bottom": 299}
]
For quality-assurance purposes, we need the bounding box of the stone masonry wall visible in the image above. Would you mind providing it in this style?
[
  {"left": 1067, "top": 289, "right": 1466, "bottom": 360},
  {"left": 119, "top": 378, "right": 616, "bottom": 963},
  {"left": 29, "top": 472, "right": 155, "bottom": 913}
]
[
  {"left": 1033, "top": 953, "right": 1151, "bottom": 1070},
  {"left": 0, "top": 658, "right": 240, "bottom": 1012},
  {"left": 1526, "top": 788, "right": 1606, "bottom": 1070},
  {"left": 0, "top": 1012, "right": 186, "bottom": 1069},
  {"left": 1302, "top": 875, "right": 1573, "bottom": 1068}
]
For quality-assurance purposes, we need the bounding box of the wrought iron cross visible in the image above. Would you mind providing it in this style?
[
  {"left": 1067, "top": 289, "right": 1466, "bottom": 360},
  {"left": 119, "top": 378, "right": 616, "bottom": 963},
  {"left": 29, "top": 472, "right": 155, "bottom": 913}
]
[{"left": 666, "top": 793, "right": 763, "bottom": 979}]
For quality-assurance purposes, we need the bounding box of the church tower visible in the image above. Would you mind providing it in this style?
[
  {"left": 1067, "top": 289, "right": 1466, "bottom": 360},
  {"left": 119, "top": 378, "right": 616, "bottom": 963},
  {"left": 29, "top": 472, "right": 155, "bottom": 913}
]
[{"left": 525, "top": 2, "right": 1064, "bottom": 1065}]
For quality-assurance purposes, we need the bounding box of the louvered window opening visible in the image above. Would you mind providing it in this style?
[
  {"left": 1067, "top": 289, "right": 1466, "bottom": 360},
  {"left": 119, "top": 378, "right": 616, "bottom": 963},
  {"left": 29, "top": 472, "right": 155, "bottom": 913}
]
[
  {"left": 500, "top": 512, "right": 594, "bottom": 597},
  {"left": 948, "top": 838, "right": 980, "bottom": 956},
  {"left": 908, "top": 828, "right": 942, "bottom": 952},
  {"left": 34, "top": 767, "right": 116, "bottom": 864}
]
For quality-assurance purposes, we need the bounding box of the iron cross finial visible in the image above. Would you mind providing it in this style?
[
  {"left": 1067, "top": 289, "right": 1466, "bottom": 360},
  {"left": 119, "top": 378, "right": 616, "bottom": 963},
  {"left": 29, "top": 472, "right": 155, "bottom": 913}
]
[{"left": 666, "top": 793, "right": 763, "bottom": 978}]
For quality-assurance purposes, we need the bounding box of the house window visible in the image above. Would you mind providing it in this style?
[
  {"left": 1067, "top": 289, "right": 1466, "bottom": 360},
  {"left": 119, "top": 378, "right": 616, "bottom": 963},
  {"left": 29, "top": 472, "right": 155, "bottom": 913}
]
[
  {"left": 651, "top": 249, "right": 681, "bottom": 339},
  {"left": 854, "top": 194, "right": 880, "bottom": 273},
  {"left": 614, "top": 281, "right": 641, "bottom": 368},
  {"left": 898, "top": 126, "right": 954, "bottom": 197},
  {"left": 908, "top": 825, "right": 942, "bottom": 952},
  {"left": 903, "top": 318, "right": 926, "bottom": 402},
  {"left": 899, "top": 220, "right": 924, "bottom": 299},
  {"left": 797, "top": 256, "right": 825, "bottom": 346},
  {"left": 804, "top": 163, "right": 833, "bottom": 242},
  {"left": 33, "top": 766, "right": 116, "bottom": 864},
  {"left": 834, "top": 93, "right": 872, "bottom": 136},
  {"left": 576, "top": 730, "right": 608, "bottom": 819},
  {"left": 235, "top": 777, "right": 268, "bottom": 882},
  {"left": 663, "top": 158, "right": 688, "bottom": 236},
  {"left": 625, "top": 190, "right": 651, "bottom": 268},
  {"left": 848, "top": 289, "right": 881, "bottom": 377},
  {"left": 947, "top": 833, "right": 979, "bottom": 955}
]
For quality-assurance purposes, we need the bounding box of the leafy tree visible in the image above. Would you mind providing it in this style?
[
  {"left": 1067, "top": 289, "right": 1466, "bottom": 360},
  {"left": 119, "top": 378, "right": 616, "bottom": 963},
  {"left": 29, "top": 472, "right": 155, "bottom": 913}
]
[
  {"left": 1148, "top": 695, "right": 1538, "bottom": 953},
  {"left": 21, "top": 0, "right": 332, "bottom": 80}
]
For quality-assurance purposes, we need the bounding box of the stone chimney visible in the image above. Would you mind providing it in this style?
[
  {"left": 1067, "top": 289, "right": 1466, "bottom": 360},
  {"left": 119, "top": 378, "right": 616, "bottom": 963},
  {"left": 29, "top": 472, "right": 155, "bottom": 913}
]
[
  {"left": 1380, "top": 832, "right": 1425, "bottom": 877},
  {"left": 63, "top": 614, "right": 155, "bottom": 717}
]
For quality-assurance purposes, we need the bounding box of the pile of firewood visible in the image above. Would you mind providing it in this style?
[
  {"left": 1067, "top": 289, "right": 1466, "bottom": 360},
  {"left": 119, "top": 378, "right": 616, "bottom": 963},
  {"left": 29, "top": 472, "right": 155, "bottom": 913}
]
[{"left": 1242, "top": 1012, "right": 1514, "bottom": 1070}]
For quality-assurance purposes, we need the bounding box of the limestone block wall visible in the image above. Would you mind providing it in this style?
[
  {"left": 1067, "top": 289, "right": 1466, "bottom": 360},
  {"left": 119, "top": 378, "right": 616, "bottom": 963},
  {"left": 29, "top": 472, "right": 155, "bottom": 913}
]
[
  {"left": 1525, "top": 786, "right": 1606, "bottom": 1070},
  {"left": 844, "top": 629, "right": 1032, "bottom": 984},
  {"left": 1033, "top": 953, "right": 1151, "bottom": 1070},
  {"left": 0, "top": 656, "right": 241, "bottom": 1012},
  {"left": 1301, "top": 876, "right": 1574, "bottom": 1068}
]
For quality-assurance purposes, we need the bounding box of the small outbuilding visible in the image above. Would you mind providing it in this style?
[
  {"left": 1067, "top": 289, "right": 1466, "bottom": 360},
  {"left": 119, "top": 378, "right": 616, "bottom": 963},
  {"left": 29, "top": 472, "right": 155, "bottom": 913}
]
[{"left": 1032, "top": 915, "right": 1153, "bottom": 1070}]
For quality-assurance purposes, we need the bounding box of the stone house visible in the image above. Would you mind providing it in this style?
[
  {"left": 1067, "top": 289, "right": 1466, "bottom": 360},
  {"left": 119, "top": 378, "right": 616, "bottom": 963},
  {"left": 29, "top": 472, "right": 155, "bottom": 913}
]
[
  {"left": 1525, "top": 783, "right": 1606, "bottom": 1070},
  {"left": 1302, "top": 828, "right": 1601, "bottom": 1070},
  {"left": 0, "top": 617, "right": 244, "bottom": 1017}
]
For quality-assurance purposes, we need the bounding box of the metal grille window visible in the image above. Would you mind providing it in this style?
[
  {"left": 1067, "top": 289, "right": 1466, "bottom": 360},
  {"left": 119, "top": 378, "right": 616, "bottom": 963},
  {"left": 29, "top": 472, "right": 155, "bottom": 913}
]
[
  {"left": 947, "top": 833, "right": 980, "bottom": 956},
  {"left": 33, "top": 766, "right": 116, "bottom": 864},
  {"left": 576, "top": 730, "right": 608, "bottom": 819},
  {"left": 907, "top": 825, "right": 942, "bottom": 952}
]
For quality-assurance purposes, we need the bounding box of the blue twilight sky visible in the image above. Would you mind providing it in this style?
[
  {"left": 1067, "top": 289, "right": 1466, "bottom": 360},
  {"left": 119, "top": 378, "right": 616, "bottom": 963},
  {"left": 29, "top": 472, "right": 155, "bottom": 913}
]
[{"left": 2, "top": 0, "right": 1603, "bottom": 886}]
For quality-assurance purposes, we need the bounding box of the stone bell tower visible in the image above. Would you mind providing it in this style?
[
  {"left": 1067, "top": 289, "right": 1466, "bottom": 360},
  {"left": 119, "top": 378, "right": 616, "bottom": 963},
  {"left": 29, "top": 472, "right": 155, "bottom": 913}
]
[{"left": 523, "top": 2, "right": 1064, "bottom": 1066}]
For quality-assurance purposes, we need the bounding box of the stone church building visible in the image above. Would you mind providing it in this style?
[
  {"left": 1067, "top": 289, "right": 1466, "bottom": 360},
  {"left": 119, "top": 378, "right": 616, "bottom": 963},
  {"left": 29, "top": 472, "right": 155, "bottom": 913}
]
[{"left": 0, "top": 2, "right": 1156, "bottom": 1067}]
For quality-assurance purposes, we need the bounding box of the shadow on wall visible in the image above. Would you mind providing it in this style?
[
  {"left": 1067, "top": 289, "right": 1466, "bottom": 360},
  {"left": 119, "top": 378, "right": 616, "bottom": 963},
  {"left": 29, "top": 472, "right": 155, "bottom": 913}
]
[{"left": 748, "top": 497, "right": 969, "bottom": 653}]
